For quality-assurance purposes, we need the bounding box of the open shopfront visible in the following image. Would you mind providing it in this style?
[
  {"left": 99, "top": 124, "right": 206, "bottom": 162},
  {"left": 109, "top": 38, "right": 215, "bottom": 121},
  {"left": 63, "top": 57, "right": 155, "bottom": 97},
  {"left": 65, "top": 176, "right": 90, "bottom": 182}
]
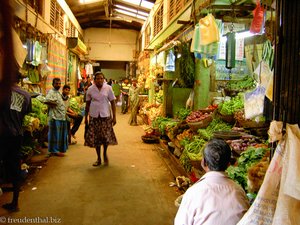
[{"left": 138, "top": 0, "right": 300, "bottom": 222}]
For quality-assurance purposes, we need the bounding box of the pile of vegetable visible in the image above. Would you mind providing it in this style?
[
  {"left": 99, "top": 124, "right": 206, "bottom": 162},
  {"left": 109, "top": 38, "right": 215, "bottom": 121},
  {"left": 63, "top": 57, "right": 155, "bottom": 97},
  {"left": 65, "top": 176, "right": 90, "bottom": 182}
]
[
  {"left": 227, "top": 136, "right": 260, "bottom": 154},
  {"left": 175, "top": 108, "right": 192, "bottom": 121},
  {"left": 69, "top": 97, "right": 82, "bottom": 115},
  {"left": 139, "top": 103, "right": 162, "bottom": 124},
  {"left": 168, "top": 121, "right": 190, "bottom": 140},
  {"left": 152, "top": 117, "right": 179, "bottom": 135},
  {"left": 186, "top": 109, "right": 214, "bottom": 123},
  {"left": 218, "top": 94, "right": 244, "bottom": 116},
  {"left": 183, "top": 137, "right": 206, "bottom": 161},
  {"left": 226, "top": 76, "right": 255, "bottom": 91},
  {"left": 226, "top": 145, "right": 270, "bottom": 190},
  {"left": 23, "top": 98, "right": 48, "bottom": 132},
  {"left": 197, "top": 118, "right": 232, "bottom": 140}
]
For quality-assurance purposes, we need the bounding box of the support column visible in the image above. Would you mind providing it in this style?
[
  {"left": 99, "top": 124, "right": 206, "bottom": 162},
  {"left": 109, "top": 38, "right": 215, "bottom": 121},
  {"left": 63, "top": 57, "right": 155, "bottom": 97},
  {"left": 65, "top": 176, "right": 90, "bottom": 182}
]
[{"left": 193, "top": 58, "right": 210, "bottom": 110}]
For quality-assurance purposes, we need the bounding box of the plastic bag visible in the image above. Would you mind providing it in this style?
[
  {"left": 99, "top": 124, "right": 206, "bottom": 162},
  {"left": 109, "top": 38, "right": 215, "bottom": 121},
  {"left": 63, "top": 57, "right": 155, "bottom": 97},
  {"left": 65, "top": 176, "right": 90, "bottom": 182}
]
[
  {"left": 244, "top": 86, "right": 265, "bottom": 119},
  {"left": 198, "top": 14, "right": 220, "bottom": 45},
  {"left": 250, "top": 1, "right": 265, "bottom": 33}
]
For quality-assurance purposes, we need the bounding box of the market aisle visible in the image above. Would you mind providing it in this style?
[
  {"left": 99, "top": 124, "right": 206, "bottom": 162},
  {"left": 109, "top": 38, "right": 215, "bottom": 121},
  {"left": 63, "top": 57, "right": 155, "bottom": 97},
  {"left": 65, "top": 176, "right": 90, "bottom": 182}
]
[{"left": 0, "top": 107, "right": 180, "bottom": 225}]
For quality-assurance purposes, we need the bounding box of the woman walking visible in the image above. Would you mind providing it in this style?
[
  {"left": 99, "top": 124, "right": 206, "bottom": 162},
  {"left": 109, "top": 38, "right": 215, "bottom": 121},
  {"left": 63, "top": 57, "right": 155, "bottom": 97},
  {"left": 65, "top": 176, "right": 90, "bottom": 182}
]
[{"left": 84, "top": 72, "right": 117, "bottom": 166}]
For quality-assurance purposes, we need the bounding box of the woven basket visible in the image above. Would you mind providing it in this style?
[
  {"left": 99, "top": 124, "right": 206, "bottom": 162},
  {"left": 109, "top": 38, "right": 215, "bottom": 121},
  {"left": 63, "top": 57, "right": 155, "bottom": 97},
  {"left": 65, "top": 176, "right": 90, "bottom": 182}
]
[
  {"left": 187, "top": 116, "right": 213, "bottom": 132},
  {"left": 238, "top": 119, "right": 269, "bottom": 129},
  {"left": 217, "top": 112, "right": 235, "bottom": 124}
]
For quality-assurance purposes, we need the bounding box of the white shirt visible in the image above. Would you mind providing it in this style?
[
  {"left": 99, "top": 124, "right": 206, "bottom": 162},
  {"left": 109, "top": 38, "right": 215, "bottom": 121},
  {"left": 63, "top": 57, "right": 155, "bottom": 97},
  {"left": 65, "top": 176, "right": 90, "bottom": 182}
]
[
  {"left": 86, "top": 83, "right": 115, "bottom": 118},
  {"left": 175, "top": 171, "right": 249, "bottom": 225}
]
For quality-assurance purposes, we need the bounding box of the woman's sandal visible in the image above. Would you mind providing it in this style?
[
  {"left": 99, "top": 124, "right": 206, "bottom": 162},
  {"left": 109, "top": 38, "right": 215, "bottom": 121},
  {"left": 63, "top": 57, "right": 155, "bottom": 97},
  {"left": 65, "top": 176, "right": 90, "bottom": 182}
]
[{"left": 92, "top": 161, "right": 101, "bottom": 167}]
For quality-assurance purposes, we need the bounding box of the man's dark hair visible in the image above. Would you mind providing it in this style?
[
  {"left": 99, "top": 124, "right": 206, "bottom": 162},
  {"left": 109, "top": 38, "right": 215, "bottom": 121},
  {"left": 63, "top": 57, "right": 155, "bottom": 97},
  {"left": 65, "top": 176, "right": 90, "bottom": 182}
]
[
  {"left": 52, "top": 78, "right": 61, "bottom": 85},
  {"left": 94, "top": 71, "right": 105, "bottom": 79},
  {"left": 203, "top": 138, "right": 231, "bottom": 171},
  {"left": 63, "top": 84, "right": 70, "bottom": 90}
]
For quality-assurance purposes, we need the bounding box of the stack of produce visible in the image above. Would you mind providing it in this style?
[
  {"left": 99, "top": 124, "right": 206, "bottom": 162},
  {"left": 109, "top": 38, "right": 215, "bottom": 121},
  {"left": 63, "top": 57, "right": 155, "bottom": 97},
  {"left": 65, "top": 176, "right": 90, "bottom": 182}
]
[
  {"left": 226, "top": 145, "right": 269, "bottom": 191},
  {"left": 176, "top": 129, "right": 194, "bottom": 143},
  {"left": 168, "top": 121, "right": 190, "bottom": 140},
  {"left": 247, "top": 151, "right": 270, "bottom": 193},
  {"left": 186, "top": 109, "right": 214, "bottom": 123},
  {"left": 227, "top": 135, "right": 260, "bottom": 154},
  {"left": 152, "top": 117, "right": 179, "bottom": 136},
  {"left": 23, "top": 98, "right": 48, "bottom": 132},
  {"left": 218, "top": 94, "right": 244, "bottom": 116},
  {"left": 186, "top": 109, "right": 215, "bottom": 131},
  {"left": 139, "top": 103, "right": 162, "bottom": 124},
  {"left": 197, "top": 118, "right": 232, "bottom": 140},
  {"left": 175, "top": 108, "right": 192, "bottom": 121},
  {"left": 225, "top": 76, "right": 255, "bottom": 92}
]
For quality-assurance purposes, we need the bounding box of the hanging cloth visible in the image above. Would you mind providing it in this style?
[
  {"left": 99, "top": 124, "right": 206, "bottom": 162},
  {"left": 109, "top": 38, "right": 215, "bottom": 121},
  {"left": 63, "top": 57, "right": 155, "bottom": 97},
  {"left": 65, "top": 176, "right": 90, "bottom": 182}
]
[
  {"left": 165, "top": 50, "right": 175, "bottom": 72},
  {"left": 26, "top": 39, "right": 34, "bottom": 63},
  {"left": 85, "top": 63, "right": 93, "bottom": 75},
  {"left": 32, "top": 41, "right": 42, "bottom": 66}
]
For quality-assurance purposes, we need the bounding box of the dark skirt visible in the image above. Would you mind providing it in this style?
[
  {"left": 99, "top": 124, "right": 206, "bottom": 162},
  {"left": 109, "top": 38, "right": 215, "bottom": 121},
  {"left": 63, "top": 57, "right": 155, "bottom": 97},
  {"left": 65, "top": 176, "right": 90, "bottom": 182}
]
[{"left": 84, "top": 117, "right": 118, "bottom": 147}]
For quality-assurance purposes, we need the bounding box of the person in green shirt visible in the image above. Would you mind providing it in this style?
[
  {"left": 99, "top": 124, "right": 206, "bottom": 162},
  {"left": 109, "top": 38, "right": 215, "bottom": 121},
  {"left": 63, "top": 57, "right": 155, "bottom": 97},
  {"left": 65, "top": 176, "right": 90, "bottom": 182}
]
[{"left": 112, "top": 80, "right": 121, "bottom": 103}]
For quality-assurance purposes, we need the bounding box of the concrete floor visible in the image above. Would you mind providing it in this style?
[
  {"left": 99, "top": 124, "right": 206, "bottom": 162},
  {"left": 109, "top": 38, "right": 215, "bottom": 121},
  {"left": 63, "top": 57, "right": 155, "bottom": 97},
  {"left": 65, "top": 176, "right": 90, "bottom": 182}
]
[{"left": 0, "top": 107, "right": 181, "bottom": 225}]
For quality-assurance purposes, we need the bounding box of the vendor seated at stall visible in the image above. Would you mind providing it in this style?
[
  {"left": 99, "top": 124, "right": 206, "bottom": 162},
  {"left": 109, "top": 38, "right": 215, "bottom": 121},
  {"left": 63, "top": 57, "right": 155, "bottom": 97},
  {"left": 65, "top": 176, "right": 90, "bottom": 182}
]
[
  {"left": 174, "top": 138, "right": 250, "bottom": 225},
  {"left": 62, "top": 85, "right": 83, "bottom": 145}
]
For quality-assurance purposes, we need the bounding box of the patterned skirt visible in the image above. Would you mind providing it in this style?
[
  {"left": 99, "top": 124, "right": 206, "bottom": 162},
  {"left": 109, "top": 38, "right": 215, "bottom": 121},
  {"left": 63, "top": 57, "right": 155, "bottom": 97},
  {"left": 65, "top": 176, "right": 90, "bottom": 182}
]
[{"left": 84, "top": 117, "right": 118, "bottom": 147}]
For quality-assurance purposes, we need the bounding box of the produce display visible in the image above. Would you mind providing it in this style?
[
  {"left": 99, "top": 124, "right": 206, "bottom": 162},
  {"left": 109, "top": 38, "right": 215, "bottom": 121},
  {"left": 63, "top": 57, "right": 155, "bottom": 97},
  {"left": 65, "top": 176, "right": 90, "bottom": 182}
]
[
  {"left": 168, "top": 121, "right": 190, "bottom": 140},
  {"left": 152, "top": 117, "right": 179, "bottom": 135},
  {"left": 247, "top": 152, "right": 270, "bottom": 193},
  {"left": 197, "top": 118, "right": 232, "bottom": 140},
  {"left": 225, "top": 76, "right": 256, "bottom": 91},
  {"left": 226, "top": 145, "right": 269, "bottom": 191},
  {"left": 218, "top": 94, "right": 244, "bottom": 116},
  {"left": 227, "top": 135, "right": 260, "bottom": 154},
  {"left": 186, "top": 109, "right": 214, "bottom": 123},
  {"left": 69, "top": 97, "right": 83, "bottom": 115},
  {"left": 176, "top": 129, "right": 194, "bottom": 143},
  {"left": 183, "top": 137, "right": 206, "bottom": 161},
  {"left": 179, "top": 150, "right": 192, "bottom": 172},
  {"left": 175, "top": 108, "right": 192, "bottom": 121},
  {"left": 139, "top": 103, "right": 162, "bottom": 124},
  {"left": 23, "top": 98, "right": 48, "bottom": 132}
]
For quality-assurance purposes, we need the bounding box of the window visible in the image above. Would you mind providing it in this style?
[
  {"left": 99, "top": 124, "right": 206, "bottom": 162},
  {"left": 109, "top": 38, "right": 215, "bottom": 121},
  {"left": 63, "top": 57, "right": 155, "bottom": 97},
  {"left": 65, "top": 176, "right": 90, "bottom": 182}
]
[
  {"left": 153, "top": 4, "right": 163, "bottom": 37},
  {"left": 169, "top": 0, "right": 189, "bottom": 22},
  {"left": 50, "top": 0, "right": 64, "bottom": 34},
  {"left": 67, "top": 19, "right": 76, "bottom": 37},
  {"left": 24, "top": 0, "right": 43, "bottom": 16}
]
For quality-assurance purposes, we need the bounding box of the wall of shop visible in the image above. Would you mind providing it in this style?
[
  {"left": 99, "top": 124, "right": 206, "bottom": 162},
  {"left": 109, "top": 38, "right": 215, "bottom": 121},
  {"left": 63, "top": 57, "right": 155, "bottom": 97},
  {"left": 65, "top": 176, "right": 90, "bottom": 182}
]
[
  {"left": 101, "top": 69, "right": 126, "bottom": 81},
  {"left": 13, "top": 0, "right": 83, "bottom": 45},
  {"left": 84, "top": 28, "right": 139, "bottom": 61}
]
